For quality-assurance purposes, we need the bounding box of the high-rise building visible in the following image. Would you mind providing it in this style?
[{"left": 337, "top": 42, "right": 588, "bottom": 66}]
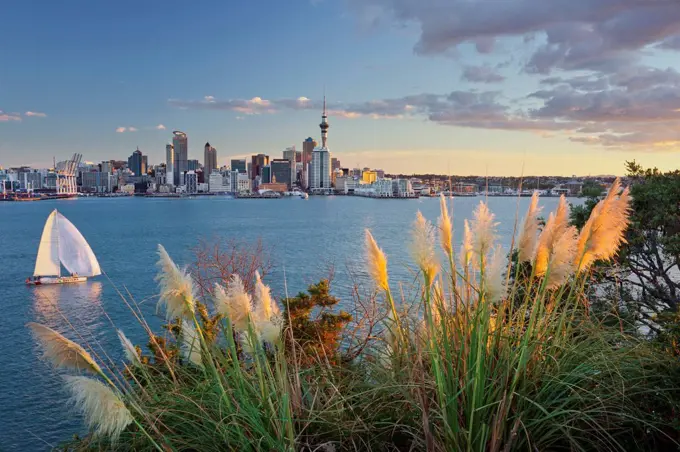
[
  {"left": 172, "top": 131, "right": 188, "bottom": 186},
  {"left": 128, "top": 148, "right": 144, "bottom": 176},
  {"left": 250, "top": 154, "right": 269, "bottom": 180},
  {"left": 231, "top": 159, "right": 247, "bottom": 173},
  {"left": 310, "top": 98, "right": 332, "bottom": 194},
  {"left": 165, "top": 144, "right": 174, "bottom": 185},
  {"left": 261, "top": 165, "right": 272, "bottom": 184},
  {"left": 271, "top": 159, "right": 292, "bottom": 189},
  {"left": 302, "top": 137, "right": 317, "bottom": 189},
  {"left": 142, "top": 155, "right": 148, "bottom": 175},
  {"left": 185, "top": 171, "right": 198, "bottom": 194},
  {"left": 188, "top": 159, "right": 200, "bottom": 171},
  {"left": 331, "top": 157, "right": 341, "bottom": 171},
  {"left": 204, "top": 142, "right": 217, "bottom": 176},
  {"left": 282, "top": 147, "right": 297, "bottom": 188}
]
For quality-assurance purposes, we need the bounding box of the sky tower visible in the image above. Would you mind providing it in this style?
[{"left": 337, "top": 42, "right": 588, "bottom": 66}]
[{"left": 319, "top": 96, "right": 329, "bottom": 148}]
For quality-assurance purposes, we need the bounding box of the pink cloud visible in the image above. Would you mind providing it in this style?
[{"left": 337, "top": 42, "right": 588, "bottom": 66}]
[{"left": 25, "top": 111, "right": 47, "bottom": 117}]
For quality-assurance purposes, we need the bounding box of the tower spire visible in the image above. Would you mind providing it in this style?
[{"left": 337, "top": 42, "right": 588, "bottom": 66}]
[{"left": 319, "top": 94, "right": 329, "bottom": 148}]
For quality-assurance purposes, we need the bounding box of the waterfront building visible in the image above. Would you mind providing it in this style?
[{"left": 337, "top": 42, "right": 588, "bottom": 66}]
[
  {"left": 165, "top": 144, "right": 174, "bottom": 185},
  {"left": 127, "top": 148, "right": 144, "bottom": 176},
  {"left": 20, "top": 170, "right": 43, "bottom": 190},
  {"left": 260, "top": 182, "right": 287, "bottom": 193},
  {"left": 302, "top": 137, "right": 317, "bottom": 189},
  {"left": 172, "top": 131, "right": 188, "bottom": 186},
  {"left": 362, "top": 170, "right": 377, "bottom": 184},
  {"left": 271, "top": 159, "right": 292, "bottom": 189},
  {"left": 204, "top": 143, "right": 217, "bottom": 177},
  {"left": 231, "top": 159, "right": 247, "bottom": 174},
  {"left": 250, "top": 154, "right": 269, "bottom": 180},
  {"left": 376, "top": 169, "right": 385, "bottom": 179},
  {"left": 197, "top": 183, "right": 209, "bottom": 193},
  {"left": 208, "top": 171, "right": 227, "bottom": 192},
  {"left": 100, "top": 160, "right": 113, "bottom": 174},
  {"left": 155, "top": 166, "right": 167, "bottom": 186},
  {"left": 142, "top": 156, "right": 148, "bottom": 175},
  {"left": 309, "top": 98, "right": 332, "bottom": 194},
  {"left": 261, "top": 165, "right": 272, "bottom": 184},
  {"left": 81, "top": 171, "right": 113, "bottom": 193},
  {"left": 334, "top": 176, "right": 356, "bottom": 194},
  {"left": 229, "top": 171, "right": 251, "bottom": 193},
  {"left": 282, "top": 147, "right": 297, "bottom": 188},
  {"left": 392, "top": 178, "right": 415, "bottom": 197},
  {"left": 331, "top": 157, "right": 341, "bottom": 172},
  {"left": 185, "top": 170, "right": 198, "bottom": 194}
]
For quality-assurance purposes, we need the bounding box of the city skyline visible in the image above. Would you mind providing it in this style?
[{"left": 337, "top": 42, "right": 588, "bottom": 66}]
[{"left": 2, "top": 0, "right": 680, "bottom": 176}]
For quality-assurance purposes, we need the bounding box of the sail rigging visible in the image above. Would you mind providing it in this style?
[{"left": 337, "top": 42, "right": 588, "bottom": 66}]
[{"left": 33, "top": 210, "right": 101, "bottom": 278}]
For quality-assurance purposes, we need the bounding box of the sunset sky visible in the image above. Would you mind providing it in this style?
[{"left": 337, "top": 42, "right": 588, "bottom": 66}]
[{"left": 2, "top": 0, "right": 680, "bottom": 175}]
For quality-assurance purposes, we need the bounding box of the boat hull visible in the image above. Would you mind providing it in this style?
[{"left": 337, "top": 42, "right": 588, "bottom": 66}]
[{"left": 26, "top": 276, "right": 88, "bottom": 285}]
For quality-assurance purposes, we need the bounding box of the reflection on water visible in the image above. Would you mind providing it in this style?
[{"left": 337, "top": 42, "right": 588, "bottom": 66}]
[{"left": 31, "top": 281, "right": 105, "bottom": 341}]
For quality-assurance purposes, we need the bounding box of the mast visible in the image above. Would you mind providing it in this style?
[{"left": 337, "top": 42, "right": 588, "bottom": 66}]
[
  {"left": 55, "top": 209, "right": 61, "bottom": 277},
  {"left": 320, "top": 95, "right": 329, "bottom": 148}
]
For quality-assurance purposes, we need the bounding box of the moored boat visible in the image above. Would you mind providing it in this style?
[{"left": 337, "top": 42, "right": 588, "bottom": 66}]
[{"left": 26, "top": 209, "right": 101, "bottom": 285}]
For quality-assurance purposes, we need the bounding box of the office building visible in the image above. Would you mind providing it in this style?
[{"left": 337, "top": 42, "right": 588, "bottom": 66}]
[
  {"left": 309, "top": 98, "right": 332, "bottom": 194},
  {"left": 185, "top": 171, "right": 198, "bottom": 194},
  {"left": 128, "top": 148, "right": 144, "bottom": 176},
  {"left": 331, "top": 157, "right": 341, "bottom": 171},
  {"left": 230, "top": 171, "right": 251, "bottom": 193},
  {"left": 208, "top": 171, "right": 227, "bottom": 192},
  {"left": 302, "top": 137, "right": 317, "bottom": 189},
  {"left": 231, "top": 159, "right": 247, "bottom": 174},
  {"left": 188, "top": 159, "right": 200, "bottom": 171},
  {"left": 271, "top": 159, "right": 292, "bottom": 189},
  {"left": 362, "top": 170, "right": 378, "bottom": 184},
  {"left": 282, "top": 147, "right": 297, "bottom": 188},
  {"left": 172, "top": 131, "right": 188, "bottom": 186},
  {"left": 250, "top": 154, "right": 269, "bottom": 180},
  {"left": 261, "top": 165, "right": 272, "bottom": 184},
  {"left": 165, "top": 144, "right": 174, "bottom": 185},
  {"left": 142, "top": 155, "right": 148, "bottom": 175},
  {"left": 204, "top": 142, "right": 217, "bottom": 176}
]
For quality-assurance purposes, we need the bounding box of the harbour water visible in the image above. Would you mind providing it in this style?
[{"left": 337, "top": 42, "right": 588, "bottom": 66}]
[{"left": 0, "top": 195, "right": 580, "bottom": 450}]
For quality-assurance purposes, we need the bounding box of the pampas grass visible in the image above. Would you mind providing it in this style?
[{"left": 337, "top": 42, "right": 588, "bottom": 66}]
[
  {"left": 484, "top": 245, "right": 506, "bottom": 303},
  {"left": 64, "top": 376, "right": 133, "bottom": 442},
  {"left": 117, "top": 329, "right": 141, "bottom": 368},
  {"left": 411, "top": 211, "right": 439, "bottom": 283},
  {"left": 439, "top": 194, "right": 454, "bottom": 259},
  {"left": 470, "top": 201, "right": 497, "bottom": 265},
  {"left": 252, "top": 271, "right": 282, "bottom": 344},
  {"left": 27, "top": 322, "right": 103, "bottom": 376},
  {"left": 576, "top": 179, "right": 631, "bottom": 272},
  {"left": 214, "top": 275, "right": 252, "bottom": 333},
  {"left": 156, "top": 244, "right": 196, "bottom": 320},
  {"left": 460, "top": 219, "right": 474, "bottom": 269},
  {"left": 365, "top": 229, "right": 389, "bottom": 291},
  {"left": 180, "top": 320, "right": 203, "bottom": 368},
  {"left": 517, "top": 192, "right": 541, "bottom": 262},
  {"left": 545, "top": 225, "right": 578, "bottom": 289}
]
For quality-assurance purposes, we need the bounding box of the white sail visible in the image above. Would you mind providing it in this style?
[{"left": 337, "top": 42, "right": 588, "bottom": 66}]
[
  {"left": 33, "top": 210, "right": 61, "bottom": 277},
  {"left": 55, "top": 212, "right": 101, "bottom": 277}
]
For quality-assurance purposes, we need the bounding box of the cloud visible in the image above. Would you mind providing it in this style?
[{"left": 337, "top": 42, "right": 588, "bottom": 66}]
[
  {"left": 168, "top": 96, "right": 280, "bottom": 114},
  {"left": 116, "top": 126, "right": 138, "bottom": 133},
  {"left": 0, "top": 110, "right": 22, "bottom": 122},
  {"left": 115, "top": 127, "right": 127, "bottom": 133},
  {"left": 156, "top": 124, "right": 166, "bottom": 130},
  {"left": 128, "top": 127, "right": 138, "bottom": 132},
  {"left": 658, "top": 35, "right": 680, "bottom": 50},
  {"left": 462, "top": 66, "right": 505, "bottom": 83},
  {"left": 25, "top": 111, "right": 47, "bottom": 117}
]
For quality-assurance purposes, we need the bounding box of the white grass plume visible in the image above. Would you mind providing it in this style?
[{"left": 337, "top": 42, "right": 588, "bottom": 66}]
[
  {"left": 155, "top": 244, "right": 195, "bottom": 320},
  {"left": 534, "top": 212, "right": 556, "bottom": 277},
  {"left": 180, "top": 320, "right": 203, "bottom": 369},
  {"left": 27, "top": 322, "right": 103, "bottom": 376},
  {"left": 483, "top": 245, "right": 506, "bottom": 303},
  {"left": 64, "top": 376, "right": 132, "bottom": 442},
  {"left": 460, "top": 219, "right": 474, "bottom": 269},
  {"left": 252, "top": 271, "right": 283, "bottom": 344},
  {"left": 471, "top": 201, "right": 498, "bottom": 266},
  {"left": 411, "top": 211, "right": 439, "bottom": 283},
  {"left": 365, "top": 229, "right": 389, "bottom": 291},
  {"left": 575, "top": 179, "right": 631, "bottom": 272},
  {"left": 546, "top": 226, "right": 578, "bottom": 289},
  {"left": 517, "top": 192, "right": 541, "bottom": 262},
  {"left": 117, "top": 330, "right": 141, "bottom": 368},
  {"left": 438, "top": 194, "right": 454, "bottom": 259},
  {"left": 214, "top": 275, "right": 253, "bottom": 332}
]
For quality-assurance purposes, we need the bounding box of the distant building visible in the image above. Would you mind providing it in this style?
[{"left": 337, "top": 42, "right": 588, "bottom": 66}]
[
  {"left": 229, "top": 171, "right": 251, "bottom": 193},
  {"left": 185, "top": 171, "right": 198, "bottom": 194},
  {"left": 376, "top": 169, "right": 385, "bottom": 179},
  {"left": 282, "top": 147, "right": 297, "bottom": 188},
  {"left": 260, "top": 182, "right": 287, "bottom": 193},
  {"left": 128, "top": 148, "right": 144, "bottom": 176},
  {"left": 165, "top": 144, "right": 174, "bottom": 185},
  {"left": 250, "top": 154, "right": 269, "bottom": 180},
  {"left": 172, "top": 131, "right": 188, "bottom": 186},
  {"left": 331, "top": 157, "right": 341, "bottom": 171},
  {"left": 204, "top": 142, "right": 217, "bottom": 177},
  {"left": 142, "top": 155, "right": 148, "bottom": 175},
  {"left": 155, "top": 166, "right": 167, "bottom": 186},
  {"left": 188, "top": 159, "right": 200, "bottom": 171},
  {"left": 271, "top": 159, "right": 292, "bottom": 189},
  {"left": 261, "top": 165, "right": 271, "bottom": 184},
  {"left": 335, "top": 176, "right": 356, "bottom": 194},
  {"left": 231, "top": 159, "right": 247, "bottom": 174},
  {"left": 302, "top": 137, "right": 317, "bottom": 189},
  {"left": 101, "top": 160, "right": 113, "bottom": 174},
  {"left": 362, "top": 171, "right": 377, "bottom": 184},
  {"left": 208, "top": 171, "right": 227, "bottom": 192},
  {"left": 309, "top": 98, "right": 332, "bottom": 194}
]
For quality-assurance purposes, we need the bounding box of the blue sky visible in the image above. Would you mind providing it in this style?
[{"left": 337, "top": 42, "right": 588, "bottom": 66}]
[{"left": 2, "top": 0, "right": 680, "bottom": 175}]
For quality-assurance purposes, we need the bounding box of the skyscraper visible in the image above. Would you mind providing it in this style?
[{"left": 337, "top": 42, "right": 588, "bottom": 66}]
[
  {"left": 188, "top": 159, "right": 200, "bottom": 171},
  {"left": 310, "top": 98, "right": 332, "bottom": 193},
  {"left": 142, "top": 155, "right": 148, "bottom": 175},
  {"left": 172, "top": 131, "right": 188, "bottom": 186},
  {"left": 302, "top": 137, "right": 317, "bottom": 189},
  {"left": 331, "top": 157, "right": 340, "bottom": 171},
  {"left": 166, "top": 144, "right": 174, "bottom": 185},
  {"left": 250, "top": 154, "right": 269, "bottom": 180},
  {"left": 204, "top": 142, "right": 217, "bottom": 176},
  {"left": 230, "top": 159, "right": 246, "bottom": 173},
  {"left": 271, "top": 159, "right": 292, "bottom": 189},
  {"left": 127, "top": 148, "right": 144, "bottom": 176},
  {"left": 282, "top": 147, "right": 297, "bottom": 188}
]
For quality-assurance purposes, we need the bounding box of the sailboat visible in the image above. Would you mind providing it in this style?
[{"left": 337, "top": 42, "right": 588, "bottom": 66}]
[{"left": 26, "top": 209, "right": 101, "bottom": 285}]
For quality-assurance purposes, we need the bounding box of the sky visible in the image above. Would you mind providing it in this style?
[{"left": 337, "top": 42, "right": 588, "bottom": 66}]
[{"left": 2, "top": 0, "right": 680, "bottom": 176}]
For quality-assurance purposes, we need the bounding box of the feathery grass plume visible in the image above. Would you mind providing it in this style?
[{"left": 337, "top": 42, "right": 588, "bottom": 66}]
[
  {"left": 252, "top": 271, "right": 283, "bottom": 344},
  {"left": 64, "top": 376, "right": 132, "bottom": 442},
  {"left": 575, "top": 179, "right": 631, "bottom": 272},
  {"left": 214, "top": 275, "right": 253, "bottom": 332},
  {"left": 256, "top": 318, "right": 283, "bottom": 344},
  {"left": 365, "top": 229, "right": 389, "bottom": 291},
  {"left": 545, "top": 226, "right": 578, "bottom": 289},
  {"left": 517, "top": 192, "right": 541, "bottom": 262},
  {"left": 156, "top": 244, "right": 195, "bottom": 320},
  {"left": 470, "top": 201, "right": 498, "bottom": 265},
  {"left": 180, "top": 320, "right": 203, "bottom": 368},
  {"left": 553, "top": 195, "right": 570, "bottom": 238},
  {"left": 460, "top": 219, "right": 474, "bottom": 268},
  {"left": 534, "top": 212, "right": 556, "bottom": 276},
  {"left": 483, "top": 245, "right": 506, "bottom": 303},
  {"left": 438, "top": 194, "right": 454, "bottom": 259},
  {"left": 27, "top": 322, "right": 103, "bottom": 376},
  {"left": 411, "top": 211, "right": 439, "bottom": 283},
  {"left": 117, "top": 330, "right": 141, "bottom": 368}
]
